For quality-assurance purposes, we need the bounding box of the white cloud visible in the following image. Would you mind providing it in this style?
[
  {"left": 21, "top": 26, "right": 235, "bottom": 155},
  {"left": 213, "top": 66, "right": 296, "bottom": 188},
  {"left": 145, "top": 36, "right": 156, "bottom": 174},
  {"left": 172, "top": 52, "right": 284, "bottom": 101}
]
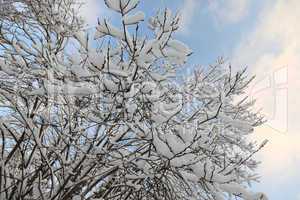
[
  {"left": 232, "top": 0, "right": 300, "bottom": 72},
  {"left": 208, "top": 0, "right": 251, "bottom": 24},
  {"left": 231, "top": 0, "right": 300, "bottom": 185},
  {"left": 178, "top": 0, "right": 200, "bottom": 35},
  {"left": 232, "top": 0, "right": 300, "bottom": 127},
  {"left": 253, "top": 127, "right": 300, "bottom": 182},
  {"left": 178, "top": 0, "right": 251, "bottom": 34}
]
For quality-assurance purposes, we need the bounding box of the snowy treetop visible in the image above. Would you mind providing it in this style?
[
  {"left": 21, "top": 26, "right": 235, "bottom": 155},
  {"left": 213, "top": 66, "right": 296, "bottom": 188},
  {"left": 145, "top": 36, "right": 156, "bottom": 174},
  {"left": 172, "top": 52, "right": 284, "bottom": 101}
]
[{"left": 0, "top": 0, "right": 267, "bottom": 200}]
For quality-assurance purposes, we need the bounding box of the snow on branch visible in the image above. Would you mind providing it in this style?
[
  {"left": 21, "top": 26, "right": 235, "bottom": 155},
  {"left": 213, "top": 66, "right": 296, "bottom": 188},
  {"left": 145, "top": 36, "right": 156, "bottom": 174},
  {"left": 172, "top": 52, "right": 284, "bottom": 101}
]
[{"left": 0, "top": 0, "right": 268, "bottom": 200}]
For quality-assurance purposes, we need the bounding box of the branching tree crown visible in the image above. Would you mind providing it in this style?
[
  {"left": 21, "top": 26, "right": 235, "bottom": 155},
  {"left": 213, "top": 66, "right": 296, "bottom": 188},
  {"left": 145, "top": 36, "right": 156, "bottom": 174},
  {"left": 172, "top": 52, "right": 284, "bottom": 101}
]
[{"left": 0, "top": 0, "right": 268, "bottom": 199}]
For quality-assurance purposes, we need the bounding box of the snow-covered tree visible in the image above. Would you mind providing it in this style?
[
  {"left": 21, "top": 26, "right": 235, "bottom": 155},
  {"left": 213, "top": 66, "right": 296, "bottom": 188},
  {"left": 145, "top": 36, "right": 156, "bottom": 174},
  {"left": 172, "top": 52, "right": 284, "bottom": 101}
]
[{"left": 0, "top": 0, "right": 268, "bottom": 199}]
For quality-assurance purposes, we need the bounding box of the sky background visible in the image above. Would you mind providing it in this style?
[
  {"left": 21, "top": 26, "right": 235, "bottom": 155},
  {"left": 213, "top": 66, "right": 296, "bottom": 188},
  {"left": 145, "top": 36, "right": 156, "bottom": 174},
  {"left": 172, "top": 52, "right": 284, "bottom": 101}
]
[{"left": 80, "top": 0, "right": 300, "bottom": 199}]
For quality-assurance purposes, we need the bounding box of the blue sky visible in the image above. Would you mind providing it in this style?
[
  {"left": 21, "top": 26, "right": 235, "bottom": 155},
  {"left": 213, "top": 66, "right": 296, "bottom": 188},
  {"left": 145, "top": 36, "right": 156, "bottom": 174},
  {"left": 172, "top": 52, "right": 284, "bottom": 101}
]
[{"left": 81, "top": 0, "right": 300, "bottom": 199}]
